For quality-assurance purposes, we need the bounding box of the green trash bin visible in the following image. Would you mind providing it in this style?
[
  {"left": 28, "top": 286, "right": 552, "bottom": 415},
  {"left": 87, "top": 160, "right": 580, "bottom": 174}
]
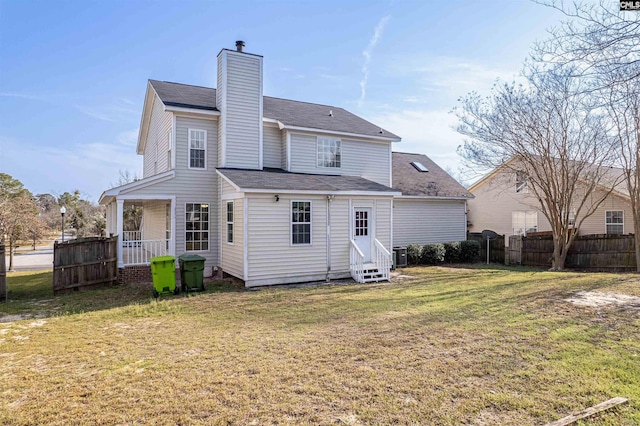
[
  {"left": 150, "top": 255, "right": 178, "bottom": 298},
  {"left": 179, "top": 254, "right": 206, "bottom": 293}
]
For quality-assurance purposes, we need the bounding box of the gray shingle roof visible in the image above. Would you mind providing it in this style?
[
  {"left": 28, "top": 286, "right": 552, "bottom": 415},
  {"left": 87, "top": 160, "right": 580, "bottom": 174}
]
[
  {"left": 149, "top": 80, "right": 400, "bottom": 139},
  {"left": 217, "top": 168, "right": 399, "bottom": 194},
  {"left": 392, "top": 152, "right": 473, "bottom": 198}
]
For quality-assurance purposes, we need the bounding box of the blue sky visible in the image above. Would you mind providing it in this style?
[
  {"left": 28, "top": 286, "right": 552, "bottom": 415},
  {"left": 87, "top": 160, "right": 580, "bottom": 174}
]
[{"left": 0, "top": 0, "right": 567, "bottom": 202}]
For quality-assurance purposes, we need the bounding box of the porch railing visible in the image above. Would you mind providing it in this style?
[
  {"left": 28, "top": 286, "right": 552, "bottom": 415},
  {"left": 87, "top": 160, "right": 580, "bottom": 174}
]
[
  {"left": 122, "top": 239, "right": 171, "bottom": 265},
  {"left": 123, "top": 231, "right": 142, "bottom": 245},
  {"left": 349, "top": 239, "right": 365, "bottom": 283},
  {"left": 374, "top": 239, "right": 391, "bottom": 281}
]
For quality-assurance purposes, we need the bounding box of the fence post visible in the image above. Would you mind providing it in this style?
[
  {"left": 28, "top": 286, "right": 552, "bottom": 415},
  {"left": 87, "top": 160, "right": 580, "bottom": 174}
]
[{"left": 0, "top": 244, "right": 6, "bottom": 302}]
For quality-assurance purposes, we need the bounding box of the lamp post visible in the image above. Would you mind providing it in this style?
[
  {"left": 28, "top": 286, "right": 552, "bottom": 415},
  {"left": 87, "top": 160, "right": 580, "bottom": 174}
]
[{"left": 60, "top": 206, "right": 66, "bottom": 242}]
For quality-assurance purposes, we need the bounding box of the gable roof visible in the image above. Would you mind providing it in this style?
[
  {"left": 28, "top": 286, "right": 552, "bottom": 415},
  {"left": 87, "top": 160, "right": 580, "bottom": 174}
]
[
  {"left": 468, "top": 157, "right": 630, "bottom": 199},
  {"left": 392, "top": 152, "right": 473, "bottom": 199},
  {"left": 217, "top": 168, "right": 400, "bottom": 195},
  {"left": 148, "top": 79, "right": 400, "bottom": 140}
]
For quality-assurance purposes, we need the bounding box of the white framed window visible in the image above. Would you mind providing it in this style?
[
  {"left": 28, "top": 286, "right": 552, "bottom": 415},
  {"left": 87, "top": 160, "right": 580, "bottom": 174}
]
[
  {"left": 512, "top": 211, "right": 538, "bottom": 236},
  {"left": 291, "top": 201, "right": 311, "bottom": 245},
  {"left": 568, "top": 209, "right": 576, "bottom": 227},
  {"left": 188, "top": 128, "right": 207, "bottom": 169},
  {"left": 226, "top": 201, "right": 234, "bottom": 244},
  {"left": 185, "top": 203, "right": 209, "bottom": 251},
  {"left": 515, "top": 171, "right": 528, "bottom": 193},
  {"left": 606, "top": 210, "right": 624, "bottom": 235},
  {"left": 317, "top": 137, "right": 341, "bottom": 168},
  {"left": 167, "top": 129, "right": 172, "bottom": 169}
]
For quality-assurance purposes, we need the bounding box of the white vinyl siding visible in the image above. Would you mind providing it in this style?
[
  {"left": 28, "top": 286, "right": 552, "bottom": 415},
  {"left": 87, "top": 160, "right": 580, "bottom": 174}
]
[
  {"left": 246, "top": 194, "right": 328, "bottom": 283},
  {"left": 263, "top": 125, "right": 282, "bottom": 168},
  {"left": 141, "top": 200, "right": 169, "bottom": 241},
  {"left": 220, "top": 181, "right": 244, "bottom": 279},
  {"left": 289, "top": 133, "right": 391, "bottom": 186},
  {"left": 143, "top": 95, "right": 172, "bottom": 178},
  {"left": 188, "top": 129, "right": 207, "bottom": 169},
  {"left": 218, "top": 51, "right": 262, "bottom": 169},
  {"left": 122, "top": 115, "right": 219, "bottom": 269},
  {"left": 243, "top": 194, "right": 393, "bottom": 286},
  {"left": 393, "top": 198, "right": 467, "bottom": 246}
]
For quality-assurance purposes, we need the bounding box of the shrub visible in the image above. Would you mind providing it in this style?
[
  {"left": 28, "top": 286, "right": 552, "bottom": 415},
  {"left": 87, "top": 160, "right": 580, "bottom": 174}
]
[
  {"left": 406, "top": 244, "right": 423, "bottom": 265},
  {"left": 460, "top": 240, "right": 481, "bottom": 263},
  {"left": 443, "top": 242, "right": 462, "bottom": 263},
  {"left": 422, "top": 243, "right": 445, "bottom": 265}
]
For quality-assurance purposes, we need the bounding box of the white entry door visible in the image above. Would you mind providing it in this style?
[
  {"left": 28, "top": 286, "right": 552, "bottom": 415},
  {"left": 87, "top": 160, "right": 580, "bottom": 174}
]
[{"left": 354, "top": 208, "right": 372, "bottom": 262}]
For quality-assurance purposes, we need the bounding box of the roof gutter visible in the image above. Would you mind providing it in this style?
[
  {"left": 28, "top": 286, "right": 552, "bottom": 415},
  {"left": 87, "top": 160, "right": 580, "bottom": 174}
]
[{"left": 276, "top": 120, "right": 401, "bottom": 142}]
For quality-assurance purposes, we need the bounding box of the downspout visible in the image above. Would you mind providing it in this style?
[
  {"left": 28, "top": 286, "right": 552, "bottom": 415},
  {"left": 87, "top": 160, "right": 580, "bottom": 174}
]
[{"left": 326, "top": 194, "right": 333, "bottom": 282}]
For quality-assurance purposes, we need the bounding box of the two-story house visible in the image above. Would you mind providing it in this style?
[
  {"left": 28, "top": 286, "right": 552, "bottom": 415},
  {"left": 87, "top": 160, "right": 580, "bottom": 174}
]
[
  {"left": 100, "top": 41, "right": 472, "bottom": 287},
  {"left": 468, "top": 163, "right": 634, "bottom": 244}
]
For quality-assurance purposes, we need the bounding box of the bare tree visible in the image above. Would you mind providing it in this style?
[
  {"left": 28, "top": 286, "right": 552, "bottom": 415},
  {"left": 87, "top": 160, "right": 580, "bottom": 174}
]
[
  {"left": 455, "top": 66, "right": 620, "bottom": 270},
  {"left": 534, "top": 1, "right": 640, "bottom": 270},
  {"left": 0, "top": 174, "right": 39, "bottom": 270}
]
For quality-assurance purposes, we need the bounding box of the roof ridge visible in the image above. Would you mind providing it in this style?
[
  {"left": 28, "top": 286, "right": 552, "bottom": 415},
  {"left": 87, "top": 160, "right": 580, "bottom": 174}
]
[
  {"left": 393, "top": 151, "right": 431, "bottom": 156},
  {"left": 150, "top": 79, "right": 348, "bottom": 110},
  {"left": 149, "top": 79, "right": 216, "bottom": 91}
]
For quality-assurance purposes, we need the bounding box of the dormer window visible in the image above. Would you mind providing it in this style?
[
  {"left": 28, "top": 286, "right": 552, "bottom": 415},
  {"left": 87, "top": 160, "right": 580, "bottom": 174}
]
[
  {"left": 515, "top": 171, "right": 528, "bottom": 193},
  {"left": 189, "top": 128, "right": 207, "bottom": 169},
  {"left": 411, "top": 161, "right": 428, "bottom": 172},
  {"left": 317, "top": 137, "right": 341, "bottom": 168}
]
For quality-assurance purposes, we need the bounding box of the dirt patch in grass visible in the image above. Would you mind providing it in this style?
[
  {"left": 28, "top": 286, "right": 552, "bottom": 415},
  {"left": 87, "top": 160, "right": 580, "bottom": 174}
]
[{"left": 566, "top": 291, "right": 640, "bottom": 309}]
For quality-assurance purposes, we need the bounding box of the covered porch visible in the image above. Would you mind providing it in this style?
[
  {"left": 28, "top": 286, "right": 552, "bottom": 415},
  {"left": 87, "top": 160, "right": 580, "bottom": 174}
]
[{"left": 99, "top": 173, "right": 176, "bottom": 268}]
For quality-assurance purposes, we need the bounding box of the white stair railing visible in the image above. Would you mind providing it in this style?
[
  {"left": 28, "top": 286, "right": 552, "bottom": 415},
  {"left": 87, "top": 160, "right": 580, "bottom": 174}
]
[
  {"left": 374, "top": 239, "right": 391, "bottom": 281},
  {"left": 349, "top": 240, "right": 365, "bottom": 283}
]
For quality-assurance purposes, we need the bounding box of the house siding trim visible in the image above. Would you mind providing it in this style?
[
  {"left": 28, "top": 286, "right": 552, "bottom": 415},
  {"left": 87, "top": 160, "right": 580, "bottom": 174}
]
[
  {"left": 277, "top": 121, "right": 401, "bottom": 142},
  {"left": 243, "top": 197, "right": 248, "bottom": 281}
]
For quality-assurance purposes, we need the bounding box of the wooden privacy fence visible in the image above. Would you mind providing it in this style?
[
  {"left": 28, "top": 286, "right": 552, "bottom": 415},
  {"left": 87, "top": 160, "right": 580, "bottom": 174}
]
[
  {"left": 53, "top": 236, "right": 118, "bottom": 294},
  {"left": 467, "top": 232, "right": 505, "bottom": 264},
  {"left": 0, "top": 244, "right": 6, "bottom": 302},
  {"left": 509, "top": 234, "right": 637, "bottom": 272}
]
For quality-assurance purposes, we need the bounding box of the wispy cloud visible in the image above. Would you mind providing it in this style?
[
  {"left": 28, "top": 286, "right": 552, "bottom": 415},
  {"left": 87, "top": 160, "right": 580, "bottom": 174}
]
[
  {"left": 359, "top": 16, "right": 390, "bottom": 107},
  {"left": 0, "top": 92, "right": 47, "bottom": 101},
  {"left": 0, "top": 129, "right": 142, "bottom": 202},
  {"left": 74, "top": 104, "right": 117, "bottom": 122}
]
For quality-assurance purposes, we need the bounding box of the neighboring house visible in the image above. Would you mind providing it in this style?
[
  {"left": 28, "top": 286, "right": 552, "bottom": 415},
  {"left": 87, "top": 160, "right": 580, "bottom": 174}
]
[
  {"left": 100, "top": 41, "right": 470, "bottom": 287},
  {"left": 468, "top": 165, "right": 635, "bottom": 244},
  {"left": 392, "top": 152, "right": 473, "bottom": 246}
]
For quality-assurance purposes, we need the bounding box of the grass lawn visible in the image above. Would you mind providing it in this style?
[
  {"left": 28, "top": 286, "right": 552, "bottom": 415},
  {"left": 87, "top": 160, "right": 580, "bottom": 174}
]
[{"left": 1, "top": 266, "right": 639, "bottom": 425}]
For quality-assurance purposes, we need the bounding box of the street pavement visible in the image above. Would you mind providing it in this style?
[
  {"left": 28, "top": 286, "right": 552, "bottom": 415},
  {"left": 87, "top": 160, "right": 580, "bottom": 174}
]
[{"left": 4, "top": 236, "right": 60, "bottom": 272}]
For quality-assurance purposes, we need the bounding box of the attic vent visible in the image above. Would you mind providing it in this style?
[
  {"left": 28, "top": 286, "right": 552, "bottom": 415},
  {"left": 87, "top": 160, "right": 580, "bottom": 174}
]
[
  {"left": 411, "top": 161, "right": 429, "bottom": 172},
  {"left": 329, "top": 110, "right": 333, "bottom": 117}
]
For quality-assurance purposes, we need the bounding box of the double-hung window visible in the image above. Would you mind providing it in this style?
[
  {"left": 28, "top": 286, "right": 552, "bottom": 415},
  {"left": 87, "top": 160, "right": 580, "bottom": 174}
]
[
  {"left": 512, "top": 211, "right": 538, "bottom": 236},
  {"left": 317, "top": 137, "right": 341, "bottom": 168},
  {"left": 291, "top": 201, "right": 311, "bottom": 245},
  {"left": 515, "top": 171, "right": 528, "bottom": 193},
  {"left": 185, "top": 203, "right": 209, "bottom": 251},
  {"left": 226, "top": 201, "right": 234, "bottom": 244},
  {"left": 189, "top": 129, "right": 206, "bottom": 169},
  {"left": 606, "top": 210, "right": 624, "bottom": 235}
]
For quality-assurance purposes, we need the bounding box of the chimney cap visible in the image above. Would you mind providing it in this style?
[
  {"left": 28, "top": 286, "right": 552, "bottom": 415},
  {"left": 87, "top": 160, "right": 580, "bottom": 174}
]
[{"left": 235, "top": 40, "right": 245, "bottom": 52}]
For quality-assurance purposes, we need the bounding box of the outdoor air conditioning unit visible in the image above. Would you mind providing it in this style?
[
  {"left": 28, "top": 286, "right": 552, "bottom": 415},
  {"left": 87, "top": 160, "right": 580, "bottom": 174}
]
[{"left": 393, "top": 247, "right": 407, "bottom": 269}]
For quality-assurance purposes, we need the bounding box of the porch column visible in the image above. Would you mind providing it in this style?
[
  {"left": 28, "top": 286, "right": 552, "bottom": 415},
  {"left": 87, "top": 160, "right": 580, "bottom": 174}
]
[{"left": 117, "top": 199, "right": 124, "bottom": 268}]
